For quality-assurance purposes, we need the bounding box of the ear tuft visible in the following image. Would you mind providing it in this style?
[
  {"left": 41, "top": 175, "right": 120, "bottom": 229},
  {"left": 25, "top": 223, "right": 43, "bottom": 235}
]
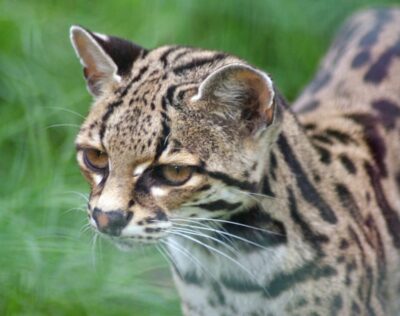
[
  {"left": 192, "top": 63, "right": 276, "bottom": 134},
  {"left": 70, "top": 25, "right": 147, "bottom": 97}
]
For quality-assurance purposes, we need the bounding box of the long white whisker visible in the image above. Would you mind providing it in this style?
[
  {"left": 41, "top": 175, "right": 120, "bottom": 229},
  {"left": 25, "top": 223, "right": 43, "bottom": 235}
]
[
  {"left": 175, "top": 216, "right": 284, "bottom": 236},
  {"left": 45, "top": 106, "right": 86, "bottom": 119},
  {"left": 168, "top": 227, "right": 237, "bottom": 254},
  {"left": 46, "top": 123, "right": 81, "bottom": 129},
  {"left": 162, "top": 239, "right": 219, "bottom": 282},
  {"left": 171, "top": 218, "right": 237, "bottom": 249},
  {"left": 171, "top": 221, "right": 270, "bottom": 251}
]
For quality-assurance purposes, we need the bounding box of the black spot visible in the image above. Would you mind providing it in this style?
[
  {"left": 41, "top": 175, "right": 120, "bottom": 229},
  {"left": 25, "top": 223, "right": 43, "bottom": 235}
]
[
  {"left": 298, "top": 100, "right": 320, "bottom": 114},
  {"left": 324, "top": 128, "right": 354, "bottom": 144},
  {"left": 330, "top": 294, "right": 343, "bottom": 316},
  {"left": 352, "top": 50, "right": 370, "bottom": 68},
  {"left": 312, "top": 134, "right": 334, "bottom": 145},
  {"left": 314, "top": 145, "right": 331, "bottom": 164},
  {"left": 339, "top": 238, "right": 349, "bottom": 250},
  {"left": 372, "top": 99, "right": 400, "bottom": 130},
  {"left": 309, "top": 71, "right": 331, "bottom": 94},
  {"left": 339, "top": 154, "right": 357, "bottom": 174},
  {"left": 364, "top": 38, "right": 400, "bottom": 84}
]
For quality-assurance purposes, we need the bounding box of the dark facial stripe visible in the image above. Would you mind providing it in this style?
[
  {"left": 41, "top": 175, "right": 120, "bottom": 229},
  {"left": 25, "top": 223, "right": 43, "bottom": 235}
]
[
  {"left": 287, "top": 187, "right": 329, "bottom": 257},
  {"left": 195, "top": 200, "right": 242, "bottom": 212},
  {"left": 277, "top": 134, "right": 337, "bottom": 224},
  {"left": 261, "top": 175, "right": 275, "bottom": 197},
  {"left": 364, "top": 161, "right": 400, "bottom": 249},
  {"left": 99, "top": 100, "right": 123, "bottom": 141},
  {"left": 172, "top": 53, "right": 227, "bottom": 75},
  {"left": 154, "top": 110, "right": 170, "bottom": 160},
  {"left": 269, "top": 151, "right": 278, "bottom": 180},
  {"left": 203, "top": 170, "right": 257, "bottom": 192},
  {"left": 220, "top": 204, "right": 287, "bottom": 251},
  {"left": 263, "top": 261, "right": 337, "bottom": 298}
]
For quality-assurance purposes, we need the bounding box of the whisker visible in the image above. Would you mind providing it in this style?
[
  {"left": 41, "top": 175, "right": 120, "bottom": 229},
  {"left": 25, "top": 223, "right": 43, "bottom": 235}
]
[
  {"left": 46, "top": 123, "right": 81, "bottom": 129},
  {"left": 162, "top": 239, "right": 218, "bottom": 282},
  {"left": 174, "top": 216, "right": 284, "bottom": 236},
  {"left": 171, "top": 221, "right": 270, "bottom": 251},
  {"left": 169, "top": 230, "right": 269, "bottom": 296},
  {"left": 171, "top": 218, "right": 236, "bottom": 249},
  {"left": 45, "top": 106, "right": 86, "bottom": 119},
  {"left": 168, "top": 227, "right": 237, "bottom": 254}
]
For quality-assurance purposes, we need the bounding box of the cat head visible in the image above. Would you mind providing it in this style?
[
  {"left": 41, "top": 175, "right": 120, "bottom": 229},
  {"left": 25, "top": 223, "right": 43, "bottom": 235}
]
[{"left": 70, "top": 26, "right": 282, "bottom": 249}]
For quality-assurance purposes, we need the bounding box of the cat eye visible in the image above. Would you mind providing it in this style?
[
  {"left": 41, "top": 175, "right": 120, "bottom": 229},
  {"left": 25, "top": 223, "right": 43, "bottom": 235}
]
[
  {"left": 156, "top": 165, "right": 194, "bottom": 186},
  {"left": 83, "top": 148, "right": 109, "bottom": 172}
]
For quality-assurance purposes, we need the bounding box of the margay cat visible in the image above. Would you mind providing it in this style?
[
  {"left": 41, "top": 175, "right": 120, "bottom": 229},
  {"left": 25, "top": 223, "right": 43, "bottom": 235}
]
[{"left": 69, "top": 8, "right": 400, "bottom": 316}]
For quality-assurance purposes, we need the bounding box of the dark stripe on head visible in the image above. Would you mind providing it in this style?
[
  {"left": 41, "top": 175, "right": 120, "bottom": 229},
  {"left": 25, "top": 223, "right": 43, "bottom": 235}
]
[
  {"left": 203, "top": 170, "right": 257, "bottom": 192},
  {"left": 364, "top": 162, "right": 400, "bottom": 249},
  {"left": 99, "top": 100, "right": 123, "bottom": 141},
  {"left": 118, "top": 65, "right": 149, "bottom": 98},
  {"left": 261, "top": 175, "right": 275, "bottom": 197},
  {"left": 277, "top": 134, "right": 337, "bottom": 223},
  {"left": 159, "top": 46, "right": 181, "bottom": 67},
  {"left": 287, "top": 187, "right": 329, "bottom": 257},
  {"left": 263, "top": 261, "right": 337, "bottom": 298},
  {"left": 154, "top": 110, "right": 170, "bottom": 160},
  {"left": 195, "top": 200, "right": 242, "bottom": 212},
  {"left": 173, "top": 53, "right": 227, "bottom": 75}
]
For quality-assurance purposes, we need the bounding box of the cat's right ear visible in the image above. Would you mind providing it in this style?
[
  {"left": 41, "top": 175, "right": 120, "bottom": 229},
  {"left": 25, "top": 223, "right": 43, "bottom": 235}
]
[{"left": 70, "top": 25, "right": 147, "bottom": 97}]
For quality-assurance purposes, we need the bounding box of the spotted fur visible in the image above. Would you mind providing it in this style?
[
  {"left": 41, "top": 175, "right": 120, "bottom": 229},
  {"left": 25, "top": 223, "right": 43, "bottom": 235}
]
[{"left": 70, "top": 8, "right": 400, "bottom": 316}]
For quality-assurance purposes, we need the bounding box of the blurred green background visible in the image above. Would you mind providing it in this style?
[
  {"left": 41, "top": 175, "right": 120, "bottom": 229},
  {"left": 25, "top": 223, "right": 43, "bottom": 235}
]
[{"left": 1, "top": 0, "right": 399, "bottom": 315}]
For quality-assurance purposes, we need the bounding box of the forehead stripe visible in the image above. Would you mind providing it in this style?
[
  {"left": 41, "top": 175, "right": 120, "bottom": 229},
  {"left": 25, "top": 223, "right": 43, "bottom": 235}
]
[{"left": 172, "top": 53, "right": 227, "bottom": 75}]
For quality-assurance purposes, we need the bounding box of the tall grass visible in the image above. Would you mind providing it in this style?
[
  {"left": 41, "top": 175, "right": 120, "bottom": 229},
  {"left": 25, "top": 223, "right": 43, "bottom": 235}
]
[{"left": 0, "top": 0, "right": 397, "bottom": 315}]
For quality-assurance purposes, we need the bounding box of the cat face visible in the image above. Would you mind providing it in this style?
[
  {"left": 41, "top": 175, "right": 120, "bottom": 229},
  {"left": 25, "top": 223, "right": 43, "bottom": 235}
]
[{"left": 70, "top": 26, "right": 280, "bottom": 249}]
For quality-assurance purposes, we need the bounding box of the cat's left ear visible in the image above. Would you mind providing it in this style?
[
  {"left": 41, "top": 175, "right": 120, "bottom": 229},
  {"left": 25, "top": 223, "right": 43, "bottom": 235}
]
[
  {"left": 70, "top": 25, "right": 147, "bottom": 96},
  {"left": 192, "top": 63, "right": 278, "bottom": 136}
]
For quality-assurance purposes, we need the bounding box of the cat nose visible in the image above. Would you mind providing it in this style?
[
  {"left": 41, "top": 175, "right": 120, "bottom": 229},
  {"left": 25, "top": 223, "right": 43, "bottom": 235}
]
[{"left": 92, "top": 207, "right": 133, "bottom": 236}]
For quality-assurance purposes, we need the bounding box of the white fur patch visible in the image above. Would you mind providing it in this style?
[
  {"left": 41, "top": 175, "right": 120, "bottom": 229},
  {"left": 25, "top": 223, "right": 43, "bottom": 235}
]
[
  {"left": 151, "top": 187, "right": 168, "bottom": 197},
  {"left": 133, "top": 162, "right": 151, "bottom": 177}
]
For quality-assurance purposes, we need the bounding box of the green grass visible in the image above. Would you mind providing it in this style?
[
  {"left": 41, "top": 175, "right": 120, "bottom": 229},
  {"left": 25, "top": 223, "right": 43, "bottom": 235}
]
[{"left": 0, "top": 0, "right": 399, "bottom": 315}]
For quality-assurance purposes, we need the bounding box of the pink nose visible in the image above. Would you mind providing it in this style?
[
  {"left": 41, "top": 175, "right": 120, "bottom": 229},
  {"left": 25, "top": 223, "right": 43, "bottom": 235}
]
[{"left": 92, "top": 208, "right": 133, "bottom": 236}]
